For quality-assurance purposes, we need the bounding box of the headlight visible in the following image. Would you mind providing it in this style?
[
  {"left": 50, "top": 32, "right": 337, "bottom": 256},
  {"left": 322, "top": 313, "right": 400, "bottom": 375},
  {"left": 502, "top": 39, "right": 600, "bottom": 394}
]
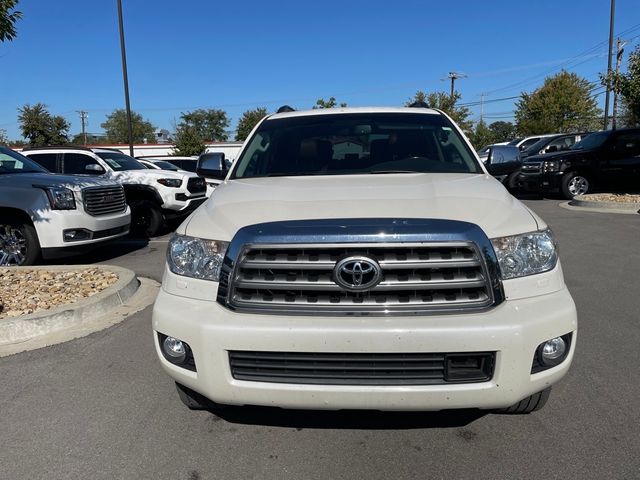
[
  {"left": 491, "top": 229, "right": 558, "bottom": 279},
  {"left": 37, "top": 186, "right": 76, "bottom": 210},
  {"left": 167, "top": 234, "right": 229, "bottom": 281},
  {"left": 543, "top": 160, "right": 560, "bottom": 173},
  {"left": 157, "top": 178, "right": 183, "bottom": 187}
]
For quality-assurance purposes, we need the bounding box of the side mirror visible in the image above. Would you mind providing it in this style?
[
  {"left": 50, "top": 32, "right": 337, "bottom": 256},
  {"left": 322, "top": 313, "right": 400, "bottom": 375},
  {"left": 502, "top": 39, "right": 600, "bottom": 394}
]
[
  {"left": 546, "top": 145, "right": 558, "bottom": 153},
  {"left": 196, "top": 152, "right": 227, "bottom": 180},
  {"left": 486, "top": 145, "right": 520, "bottom": 168},
  {"left": 85, "top": 164, "right": 105, "bottom": 174}
]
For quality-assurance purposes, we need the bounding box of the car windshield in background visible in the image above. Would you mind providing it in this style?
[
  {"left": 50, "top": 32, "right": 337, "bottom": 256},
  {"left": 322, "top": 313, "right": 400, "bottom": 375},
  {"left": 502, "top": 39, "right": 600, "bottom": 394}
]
[
  {"left": 232, "top": 113, "right": 482, "bottom": 179},
  {"left": 522, "top": 137, "right": 555, "bottom": 156},
  {"left": 152, "top": 161, "right": 179, "bottom": 170},
  {"left": 571, "top": 132, "right": 609, "bottom": 150},
  {"left": 95, "top": 151, "right": 148, "bottom": 171},
  {"left": 0, "top": 147, "right": 48, "bottom": 174}
]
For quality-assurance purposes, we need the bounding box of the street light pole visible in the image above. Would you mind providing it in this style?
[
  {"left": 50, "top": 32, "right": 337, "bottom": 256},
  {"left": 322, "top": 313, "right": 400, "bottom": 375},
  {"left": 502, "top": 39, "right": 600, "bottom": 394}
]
[
  {"left": 116, "top": 0, "right": 134, "bottom": 156},
  {"left": 603, "top": 0, "right": 616, "bottom": 130}
]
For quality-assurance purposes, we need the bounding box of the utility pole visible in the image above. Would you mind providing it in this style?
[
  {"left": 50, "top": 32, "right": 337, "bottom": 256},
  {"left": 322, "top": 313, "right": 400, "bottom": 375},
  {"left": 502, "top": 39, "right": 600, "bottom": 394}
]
[
  {"left": 116, "top": 0, "right": 134, "bottom": 157},
  {"left": 480, "top": 93, "right": 485, "bottom": 123},
  {"left": 603, "top": 0, "right": 616, "bottom": 130},
  {"left": 76, "top": 110, "right": 88, "bottom": 145},
  {"left": 446, "top": 72, "right": 467, "bottom": 99},
  {"left": 612, "top": 38, "right": 626, "bottom": 130}
]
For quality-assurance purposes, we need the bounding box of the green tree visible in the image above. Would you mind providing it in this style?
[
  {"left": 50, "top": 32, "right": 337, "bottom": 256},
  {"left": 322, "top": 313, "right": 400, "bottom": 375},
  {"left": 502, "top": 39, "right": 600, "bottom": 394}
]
[
  {"left": 17, "top": 103, "right": 70, "bottom": 146},
  {"left": 469, "top": 120, "right": 495, "bottom": 149},
  {"left": 601, "top": 45, "right": 640, "bottom": 127},
  {"left": 0, "top": 0, "right": 21, "bottom": 42},
  {"left": 312, "top": 97, "right": 347, "bottom": 109},
  {"left": 488, "top": 121, "right": 516, "bottom": 143},
  {"left": 405, "top": 91, "right": 473, "bottom": 133},
  {"left": 235, "top": 107, "right": 268, "bottom": 141},
  {"left": 173, "top": 124, "right": 206, "bottom": 156},
  {"left": 0, "top": 129, "right": 7, "bottom": 145},
  {"left": 179, "top": 109, "right": 229, "bottom": 142},
  {"left": 101, "top": 109, "right": 155, "bottom": 144},
  {"left": 515, "top": 71, "right": 601, "bottom": 135}
]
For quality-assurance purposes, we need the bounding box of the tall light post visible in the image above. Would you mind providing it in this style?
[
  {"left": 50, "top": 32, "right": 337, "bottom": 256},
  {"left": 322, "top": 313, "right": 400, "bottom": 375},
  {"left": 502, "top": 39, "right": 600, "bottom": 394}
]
[{"left": 117, "top": 0, "right": 134, "bottom": 156}]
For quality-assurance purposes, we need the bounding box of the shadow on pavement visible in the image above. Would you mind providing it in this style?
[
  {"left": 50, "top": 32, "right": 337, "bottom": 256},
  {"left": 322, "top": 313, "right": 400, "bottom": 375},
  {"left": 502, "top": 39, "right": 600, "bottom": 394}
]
[
  {"left": 42, "top": 237, "right": 150, "bottom": 266},
  {"left": 212, "top": 405, "right": 486, "bottom": 430}
]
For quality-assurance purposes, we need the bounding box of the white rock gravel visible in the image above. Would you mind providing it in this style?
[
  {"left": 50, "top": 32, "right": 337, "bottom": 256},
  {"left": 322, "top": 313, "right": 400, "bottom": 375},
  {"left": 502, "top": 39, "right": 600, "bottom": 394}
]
[
  {"left": 0, "top": 268, "right": 118, "bottom": 318},
  {"left": 579, "top": 193, "right": 640, "bottom": 203}
]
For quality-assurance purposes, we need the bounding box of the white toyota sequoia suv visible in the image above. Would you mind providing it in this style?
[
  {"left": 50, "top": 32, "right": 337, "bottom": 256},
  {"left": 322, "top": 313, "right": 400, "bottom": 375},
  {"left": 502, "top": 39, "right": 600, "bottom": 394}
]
[
  {"left": 22, "top": 147, "right": 207, "bottom": 237},
  {"left": 0, "top": 146, "right": 130, "bottom": 265},
  {"left": 153, "top": 106, "right": 577, "bottom": 414}
]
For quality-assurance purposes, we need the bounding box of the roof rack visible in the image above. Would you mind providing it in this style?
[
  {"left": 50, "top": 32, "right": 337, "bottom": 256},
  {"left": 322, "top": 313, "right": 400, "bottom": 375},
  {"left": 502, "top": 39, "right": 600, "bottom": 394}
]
[
  {"left": 91, "top": 147, "right": 125, "bottom": 153},
  {"left": 408, "top": 101, "right": 430, "bottom": 108},
  {"left": 276, "top": 105, "right": 296, "bottom": 113},
  {"left": 22, "top": 145, "right": 93, "bottom": 152}
]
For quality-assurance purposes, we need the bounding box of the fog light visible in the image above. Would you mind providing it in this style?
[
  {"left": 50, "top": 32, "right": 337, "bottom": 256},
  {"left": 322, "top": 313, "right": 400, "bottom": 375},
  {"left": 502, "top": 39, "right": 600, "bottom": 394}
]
[
  {"left": 163, "top": 336, "right": 187, "bottom": 363},
  {"left": 63, "top": 229, "right": 92, "bottom": 242},
  {"left": 542, "top": 337, "right": 566, "bottom": 362}
]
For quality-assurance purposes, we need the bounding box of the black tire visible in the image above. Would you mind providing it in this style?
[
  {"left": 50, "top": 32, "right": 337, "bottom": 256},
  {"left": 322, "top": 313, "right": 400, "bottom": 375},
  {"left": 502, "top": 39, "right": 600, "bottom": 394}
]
[
  {"left": 130, "top": 200, "right": 163, "bottom": 237},
  {"left": 497, "top": 387, "right": 551, "bottom": 414},
  {"left": 505, "top": 171, "right": 521, "bottom": 192},
  {"left": 0, "top": 219, "right": 41, "bottom": 266},
  {"left": 561, "top": 171, "right": 591, "bottom": 199},
  {"left": 175, "top": 383, "right": 223, "bottom": 411}
]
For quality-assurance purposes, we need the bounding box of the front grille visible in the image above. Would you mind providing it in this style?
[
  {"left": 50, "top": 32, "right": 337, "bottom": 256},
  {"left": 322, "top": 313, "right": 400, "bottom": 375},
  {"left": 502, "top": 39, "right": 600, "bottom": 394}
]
[
  {"left": 224, "top": 243, "right": 493, "bottom": 314},
  {"left": 228, "top": 351, "right": 495, "bottom": 385},
  {"left": 187, "top": 177, "right": 206, "bottom": 195},
  {"left": 521, "top": 162, "right": 542, "bottom": 175},
  {"left": 82, "top": 186, "right": 127, "bottom": 216}
]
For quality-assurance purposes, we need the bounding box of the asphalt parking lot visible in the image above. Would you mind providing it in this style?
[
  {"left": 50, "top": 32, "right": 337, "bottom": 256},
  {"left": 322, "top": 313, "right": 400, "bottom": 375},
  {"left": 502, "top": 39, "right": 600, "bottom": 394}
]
[{"left": 1, "top": 199, "right": 639, "bottom": 480}]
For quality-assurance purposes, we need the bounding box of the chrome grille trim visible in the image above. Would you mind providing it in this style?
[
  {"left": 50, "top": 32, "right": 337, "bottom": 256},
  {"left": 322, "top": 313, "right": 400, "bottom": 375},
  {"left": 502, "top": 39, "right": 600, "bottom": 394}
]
[
  {"left": 82, "top": 186, "right": 127, "bottom": 216},
  {"left": 217, "top": 219, "right": 504, "bottom": 316}
]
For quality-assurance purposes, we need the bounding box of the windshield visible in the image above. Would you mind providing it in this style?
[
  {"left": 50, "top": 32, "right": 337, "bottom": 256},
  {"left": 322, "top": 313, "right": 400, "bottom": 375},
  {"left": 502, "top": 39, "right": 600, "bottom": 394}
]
[
  {"left": 507, "top": 138, "right": 523, "bottom": 146},
  {"left": 232, "top": 113, "right": 482, "bottom": 179},
  {"left": 152, "top": 161, "right": 179, "bottom": 171},
  {"left": 0, "top": 147, "right": 48, "bottom": 174},
  {"left": 571, "top": 131, "right": 609, "bottom": 150},
  {"left": 95, "top": 151, "right": 147, "bottom": 171},
  {"left": 522, "top": 137, "right": 554, "bottom": 156}
]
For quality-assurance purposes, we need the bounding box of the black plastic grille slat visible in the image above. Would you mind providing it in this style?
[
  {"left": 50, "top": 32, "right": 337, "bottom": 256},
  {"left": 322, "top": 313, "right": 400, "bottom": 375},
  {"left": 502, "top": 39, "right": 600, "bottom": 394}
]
[{"left": 228, "top": 351, "right": 495, "bottom": 385}]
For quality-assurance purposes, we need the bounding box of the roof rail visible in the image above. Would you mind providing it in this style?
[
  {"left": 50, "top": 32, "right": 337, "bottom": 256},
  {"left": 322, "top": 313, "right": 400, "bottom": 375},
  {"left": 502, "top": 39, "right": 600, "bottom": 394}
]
[
  {"left": 408, "top": 101, "right": 430, "bottom": 108},
  {"left": 22, "top": 145, "right": 93, "bottom": 152},
  {"left": 276, "top": 105, "right": 295, "bottom": 113},
  {"left": 92, "top": 147, "right": 126, "bottom": 153}
]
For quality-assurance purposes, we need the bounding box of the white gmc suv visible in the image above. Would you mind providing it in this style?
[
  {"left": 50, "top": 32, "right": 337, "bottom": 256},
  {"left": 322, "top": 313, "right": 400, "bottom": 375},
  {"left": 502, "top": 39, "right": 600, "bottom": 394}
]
[
  {"left": 153, "top": 106, "right": 577, "bottom": 414},
  {"left": 21, "top": 147, "right": 207, "bottom": 237},
  {"left": 0, "top": 146, "right": 130, "bottom": 265}
]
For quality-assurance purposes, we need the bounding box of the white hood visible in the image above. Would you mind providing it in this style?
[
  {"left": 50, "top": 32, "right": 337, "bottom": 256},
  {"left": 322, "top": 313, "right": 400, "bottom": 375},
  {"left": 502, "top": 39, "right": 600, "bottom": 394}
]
[
  {"left": 183, "top": 173, "right": 542, "bottom": 240},
  {"left": 0, "top": 172, "right": 122, "bottom": 192}
]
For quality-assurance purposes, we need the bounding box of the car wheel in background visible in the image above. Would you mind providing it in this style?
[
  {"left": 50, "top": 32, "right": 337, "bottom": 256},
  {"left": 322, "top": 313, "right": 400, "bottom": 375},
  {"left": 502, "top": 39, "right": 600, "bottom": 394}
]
[
  {"left": 0, "top": 221, "right": 41, "bottom": 266},
  {"left": 561, "top": 171, "right": 591, "bottom": 199},
  {"left": 130, "top": 200, "right": 163, "bottom": 238}
]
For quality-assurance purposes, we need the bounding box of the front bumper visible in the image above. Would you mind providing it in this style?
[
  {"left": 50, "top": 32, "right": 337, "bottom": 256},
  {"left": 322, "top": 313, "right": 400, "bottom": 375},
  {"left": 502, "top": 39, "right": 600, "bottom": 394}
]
[
  {"left": 152, "top": 282, "right": 577, "bottom": 411},
  {"left": 162, "top": 196, "right": 207, "bottom": 219},
  {"left": 518, "top": 172, "right": 563, "bottom": 193}
]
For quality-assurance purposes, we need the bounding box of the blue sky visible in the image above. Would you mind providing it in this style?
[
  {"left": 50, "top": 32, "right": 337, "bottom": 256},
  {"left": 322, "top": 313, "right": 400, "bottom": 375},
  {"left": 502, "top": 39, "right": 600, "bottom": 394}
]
[{"left": 1, "top": 0, "right": 639, "bottom": 140}]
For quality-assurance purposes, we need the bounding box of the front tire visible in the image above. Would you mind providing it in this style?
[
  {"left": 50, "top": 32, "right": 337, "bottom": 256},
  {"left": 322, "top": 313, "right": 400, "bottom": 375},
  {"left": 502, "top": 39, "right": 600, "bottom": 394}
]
[
  {"left": 0, "top": 220, "right": 41, "bottom": 266},
  {"left": 175, "top": 383, "right": 224, "bottom": 411},
  {"left": 561, "top": 171, "right": 591, "bottom": 199},
  {"left": 497, "top": 387, "right": 551, "bottom": 414},
  {"left": 130, "top": 200, "right": 163, "bottom": 237}
]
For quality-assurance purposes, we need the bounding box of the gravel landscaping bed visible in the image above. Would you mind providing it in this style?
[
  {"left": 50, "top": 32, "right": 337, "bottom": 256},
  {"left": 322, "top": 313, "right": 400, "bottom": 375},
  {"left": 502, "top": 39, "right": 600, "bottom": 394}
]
[
  {"left": 578, "top": 193, "right": 640, "bottom": 203},
  {"left": 0, "top": 268, "right": 118, "bottom": 318}
]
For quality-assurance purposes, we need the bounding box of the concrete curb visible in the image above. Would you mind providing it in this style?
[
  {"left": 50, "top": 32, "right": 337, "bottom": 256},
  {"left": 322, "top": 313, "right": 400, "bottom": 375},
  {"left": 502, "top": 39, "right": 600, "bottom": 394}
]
[
  {"left": 0, "top": 264, "right": 140, "bottom": 349},
  {"left": 560, "top": 201, "right": 640, "bottom": 215},
  {"left": 569, "top": 196, "right": 640, "bottom": 212}
]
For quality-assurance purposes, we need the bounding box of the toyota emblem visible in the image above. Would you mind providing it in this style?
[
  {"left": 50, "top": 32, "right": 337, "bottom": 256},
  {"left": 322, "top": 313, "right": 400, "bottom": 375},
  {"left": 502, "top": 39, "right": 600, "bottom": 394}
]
[{"left": 333, "top": 256, "right": 383, "bottom": 292}]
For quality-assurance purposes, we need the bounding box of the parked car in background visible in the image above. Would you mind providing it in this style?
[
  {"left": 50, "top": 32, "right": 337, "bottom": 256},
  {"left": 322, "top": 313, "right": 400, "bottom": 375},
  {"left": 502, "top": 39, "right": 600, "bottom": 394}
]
[
  {"left": 520, "top": 133, "right": 590, "bottom": 160},
  {"left": 136, "top": 158, "right": 182, "bottom": 171},
  {"left": 508, "top": 134, "right": 556, "bottom": 152},
  {"left": 0, "top": 146, "right": 130, "bottom": 266},
  {"left": 519, "top": 128, "right": 640, "bottom": 198},
  {"left": 481, "top": 145, "right": 522, "bottom": 189},
  {"left": 22, "top": 147, "right": 207, "bottom": 237},
  {"left": 154, "top": 105, "right": 576, "bottom": 415}
]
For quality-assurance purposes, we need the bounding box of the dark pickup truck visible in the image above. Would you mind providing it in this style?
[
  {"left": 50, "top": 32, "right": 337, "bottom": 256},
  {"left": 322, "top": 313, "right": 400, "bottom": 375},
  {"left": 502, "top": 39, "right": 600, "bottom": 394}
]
[{"left": 518, "top": 128, "right": 640, "bottom": 198}]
